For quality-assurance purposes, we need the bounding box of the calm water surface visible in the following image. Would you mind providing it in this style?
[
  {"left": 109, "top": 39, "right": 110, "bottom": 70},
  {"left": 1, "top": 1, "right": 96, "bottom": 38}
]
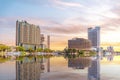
[{"left": 0, "top": 56, "right": 120, "bottom": 80}]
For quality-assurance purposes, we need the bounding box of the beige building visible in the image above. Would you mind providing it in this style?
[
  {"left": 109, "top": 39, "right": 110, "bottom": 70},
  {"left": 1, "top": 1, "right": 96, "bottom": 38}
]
[
  {"left": 16, "top": 20, "right": 41, "bottom": 50},
  {"left": 16, "top": 58, "right": 41, "bottom": 80},
  {"left": 68, "top": 38, "right": 92, "bottom": 50}
]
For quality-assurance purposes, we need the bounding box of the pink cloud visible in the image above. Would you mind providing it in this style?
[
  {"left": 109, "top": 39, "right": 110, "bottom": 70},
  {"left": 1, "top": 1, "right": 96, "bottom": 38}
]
[{"left": 51, "top": 0, "right": 83, "bottom": 8}]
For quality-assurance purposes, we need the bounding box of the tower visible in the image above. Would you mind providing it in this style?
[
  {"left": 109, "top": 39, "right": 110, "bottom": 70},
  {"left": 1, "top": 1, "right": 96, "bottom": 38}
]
[
  {"left": 88, "top": 26, "right": 100, "bottom": 49},
  {"left": 47, "top": 35, "right": 50, "bottom": 49}
]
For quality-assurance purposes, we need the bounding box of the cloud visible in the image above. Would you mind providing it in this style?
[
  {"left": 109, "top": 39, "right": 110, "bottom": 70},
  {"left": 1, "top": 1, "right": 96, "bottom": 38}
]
[
  {"left": 1, "top": 0, "right": 120, "bottom": 49},
  {"left": 51, "top": 0, "right": 83, "bottom": 8},
  {"left": 43, "top": 24, "right": 87, "bottom": 34}
]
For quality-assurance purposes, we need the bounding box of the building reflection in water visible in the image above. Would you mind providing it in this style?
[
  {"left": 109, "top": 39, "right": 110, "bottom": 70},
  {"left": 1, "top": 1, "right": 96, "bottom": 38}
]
[
  {"left": 68, "top": 57, "right": 92, "bottom": 69},
  {"left": 88, "top": 56, "right": 100, "bottom": 80},
  {"left": 68, "top": 56, "right": 100, "bottom": 80},
  {"left": 16, "top": 57, "right": 41, "bottom": 80}
]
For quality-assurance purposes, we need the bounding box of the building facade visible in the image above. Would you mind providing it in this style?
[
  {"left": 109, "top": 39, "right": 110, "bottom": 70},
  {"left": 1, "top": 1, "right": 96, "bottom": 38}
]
[
  {"left": 40, "top": 34, "right": 45, "bottom": 49},
  {"left": 88, "top": 27, "right": 100, "bottom": 48},
  {"left": 68, "top": 38, "right": 91, "bottom": 50},
  {"left": 47, "top": 35, "right": 50, "bottom": 49},
  {"left": 16, "top": 58, "right": 41, "bottom": 80},
  {"left": 16, "top": 20, "right": 41, "bottom": 50}
]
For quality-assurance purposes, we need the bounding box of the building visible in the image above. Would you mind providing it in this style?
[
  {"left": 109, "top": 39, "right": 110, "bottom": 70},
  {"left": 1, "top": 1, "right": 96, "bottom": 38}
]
[
  {"left": 68, "top": 38, "right": 91, "bottom": 50},
  {"left": 40, "top": 34, "right": 45, "bottom": 49},
  {"left": 47, "top": 35, "right": 50, "bottom": 49},
  {"left": 16, "top": 57, "right": 41, "bottom": 80},
  {"left": 88, "top": 27, "right": 100, "bottom": 48},
  {"left": 16, "top": 20, "right": 41, "bottom": 50}
]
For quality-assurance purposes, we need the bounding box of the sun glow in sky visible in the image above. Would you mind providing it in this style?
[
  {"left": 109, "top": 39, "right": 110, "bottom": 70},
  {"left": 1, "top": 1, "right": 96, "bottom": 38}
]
[{"left": 0, "top": 0, "right": 120, "bottom": 50}]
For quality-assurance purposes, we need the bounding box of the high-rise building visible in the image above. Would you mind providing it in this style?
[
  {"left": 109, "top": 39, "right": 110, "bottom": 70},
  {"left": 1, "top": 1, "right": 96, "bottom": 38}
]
[
  {"left": 47, "top": 35, "right": 50, "bottom": 49},
  {"left": 40, "top": 34, "right": 45, "bottom": 49},
  {"left": 68, "top": 38, "right": 91, "bottom": 50},
  {"left": 88, "top": 27, "right": 100, "bottom": 48},
  {"left": 16, "top": 20, "right": 41, "bottom": 50},
  {"left": 16, "top": 57, "right": 41, "bottom": 80}
]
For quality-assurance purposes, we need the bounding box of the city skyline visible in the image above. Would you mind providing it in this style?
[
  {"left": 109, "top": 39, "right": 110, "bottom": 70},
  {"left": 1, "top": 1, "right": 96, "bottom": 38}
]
[{"left": 0, "top": 0, "right": 120, "bottom": 50}]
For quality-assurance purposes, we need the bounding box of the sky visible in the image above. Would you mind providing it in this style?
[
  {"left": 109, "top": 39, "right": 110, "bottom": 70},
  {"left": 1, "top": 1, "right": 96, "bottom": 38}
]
[{"left": 0, "top": 0, "right": 120, "bottom": 50}]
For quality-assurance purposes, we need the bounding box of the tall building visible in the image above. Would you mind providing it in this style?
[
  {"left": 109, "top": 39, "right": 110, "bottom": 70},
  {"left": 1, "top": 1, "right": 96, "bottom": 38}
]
[
  {"left": 47, "top": 35, "right": 50, "bottom": 49},
  {"left": 16, "top": 57, "right": 41, "bottom": 80},
  {"left": 16, "top": 20, "right": 41, "bottom": 50},
  {"left": 40, "top": 34, "right": 45, "bottom": 45},
  {"left": 68, "top": 38, "right": 91, "bottom": 50},
  {"left": 40, "top": 34, "right": 45, "bottom": 49},
  {"left": 88, "top": 27, "right": 100, "bottom": 48}
]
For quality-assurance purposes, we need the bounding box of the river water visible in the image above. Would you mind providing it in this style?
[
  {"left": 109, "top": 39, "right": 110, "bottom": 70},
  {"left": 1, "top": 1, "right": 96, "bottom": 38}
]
[{"left": 0, "top": 56, "right": 120, "bottom": 80}]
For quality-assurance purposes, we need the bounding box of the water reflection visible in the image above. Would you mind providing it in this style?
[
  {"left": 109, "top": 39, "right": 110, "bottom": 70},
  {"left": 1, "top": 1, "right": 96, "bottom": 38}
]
[
  {"left": 68, "top": 57, "right": 92, "bottom": 69},
  {"left": 68, "top": 56, "right": 100, "bottom": 80},
  {"left": 16, "top": 57, "right": 41, "bottom": 80},
  {"left": 0, "top": 56, "right": 120, "bottom": 80},
  {"left": 88, "top": 57, "right": 100, "bottom": 80}
]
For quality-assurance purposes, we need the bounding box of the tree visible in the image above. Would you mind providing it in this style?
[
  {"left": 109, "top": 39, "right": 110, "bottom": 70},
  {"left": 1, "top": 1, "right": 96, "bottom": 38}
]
[
  {"left": 0, "top": 45, "right": 6, "bottom": 52},
  {"left": 0, "top": 44, "right": 10, "bottom": 52},
  {"left": 36, "top": 48, "right": 43, "bottom": 52},
  {"left": 6, "top": 46, "right": 12, "bottom": 52},
  {"left": 28, "top": 47, "right": 34, "bottom": 53},
  {"left": 89, "top": 51, "right": 96, "bottom": 56},
  {"left": 16, "top": 46, "right": 25, "bottom": 52},
  {"left": 21, "top": 51, "right": 26, "bottom": 56},
  {"left": 44, "top": 48, "right": 50, "bottom": 53},
  {"left": 72, "top": 48, "right": 77, "bottom": 53},
  {"left": 77, "top": 50, "right": 84, "bottom": 57}
]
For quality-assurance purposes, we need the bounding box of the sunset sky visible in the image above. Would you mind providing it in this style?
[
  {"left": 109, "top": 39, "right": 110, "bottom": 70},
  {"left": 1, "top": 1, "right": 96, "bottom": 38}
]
[{"left": 0, "top": 0, "right": 120, "bottom": 50}]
